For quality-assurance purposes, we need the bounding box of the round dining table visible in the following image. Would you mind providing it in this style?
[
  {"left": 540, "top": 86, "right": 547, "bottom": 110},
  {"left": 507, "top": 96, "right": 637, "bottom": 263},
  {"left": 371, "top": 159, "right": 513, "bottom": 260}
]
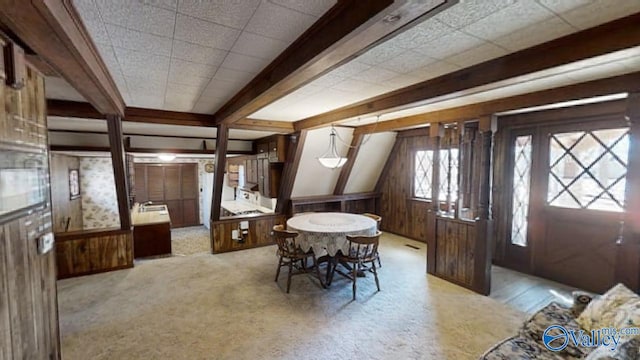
[{"left": 286, "top": 212, "right": 378, "bottom": 257}]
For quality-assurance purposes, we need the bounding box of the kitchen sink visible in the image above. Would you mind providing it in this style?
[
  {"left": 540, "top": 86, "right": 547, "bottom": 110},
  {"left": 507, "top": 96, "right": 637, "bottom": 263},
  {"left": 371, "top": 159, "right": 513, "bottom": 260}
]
[
  {"left": 234, "top": 210, "right": 264, "bottom": 215},
  {"left": 140, "top": 205, "right": 166, "bottom": 212}
]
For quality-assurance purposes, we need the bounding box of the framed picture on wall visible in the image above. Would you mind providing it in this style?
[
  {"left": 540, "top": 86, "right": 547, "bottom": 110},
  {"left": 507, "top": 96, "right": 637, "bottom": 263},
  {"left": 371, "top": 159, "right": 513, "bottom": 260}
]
[{"left": 69, "top": 169, "right": 80, "bottom": 200}]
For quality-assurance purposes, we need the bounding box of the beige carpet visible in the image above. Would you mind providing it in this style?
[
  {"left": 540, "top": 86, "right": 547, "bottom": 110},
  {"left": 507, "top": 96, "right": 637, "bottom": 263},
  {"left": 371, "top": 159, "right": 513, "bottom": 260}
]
[
  {"left": 171, "top": 226, "right": 211, "bottom": 256},
  {"left": 57, "top": 233, "right": 524, "bottom": 360}
]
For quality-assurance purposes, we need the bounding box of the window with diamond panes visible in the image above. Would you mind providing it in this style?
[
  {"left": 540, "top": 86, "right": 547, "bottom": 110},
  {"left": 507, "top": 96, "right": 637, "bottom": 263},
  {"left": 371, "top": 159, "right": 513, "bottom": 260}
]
[
  {"left": 414, "top": 150, "right": 433, "bottom": 199},
  {"left": 511, "top": 135, "right": 533, "bottom": 247},
  {"left": 439, "top": 148, "right": 459, "bottom": 203},
  {"left": 547, "top": 128, "right": 629, "bottom": 212}
]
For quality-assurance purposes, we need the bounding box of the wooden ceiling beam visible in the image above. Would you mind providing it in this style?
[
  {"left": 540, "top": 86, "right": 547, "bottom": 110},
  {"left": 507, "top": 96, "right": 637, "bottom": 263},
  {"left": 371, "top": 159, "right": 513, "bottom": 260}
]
[
  {"left": 47, "top": 100, "right": 293, "bottom": 131},
  {"left": 0, "top": 1, "right": 124, "bottom": 115},
  {"left": 213, "top": 0, "right": 453, "bottom": 126},
  {"left": 353, "top": 71, "right": 640, "bottom": 134},
  {"left": 295, "top": 12, "right": 640, "bottom": 131}
]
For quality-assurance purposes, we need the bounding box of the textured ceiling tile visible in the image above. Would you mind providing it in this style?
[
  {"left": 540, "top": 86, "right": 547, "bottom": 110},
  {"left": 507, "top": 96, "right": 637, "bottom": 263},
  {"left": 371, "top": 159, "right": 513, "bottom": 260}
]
[
  {"left": 384, "top": 74, "right": 419, "bottom": 91},
  {"left": 192, "top": 98, "right": 227, "bottom": 114},
  {"left": 171, "top": 40, "right": 227, "bottom": 66},
  {"left": 163, "top": 97, "right": 196, "bottom": 112},
  {"left": 405, "top": 61, "right": 461, "bottom": 82},
  {"left": 270, "top": 0, "right": 336, "bottom": 16},
  {"left": 378, "top": 51, "right": 438, "bottom": 74},
  {"left": 174, "top": 14, "right": 241, "bottom": 50},
  {"left": 391, "top": 19, "right": 453, "bottom": 49},
  {"left": 126, "top": 2, "right": 176, "bottom": 37},
  {"left": 167, "top": 71, "right": 213, "bottom": 89},
  {"left": 212, "top": 67, "right": 255, "bottom": 84},
  {"left": 169, "top": 58, "right": 217, "bottom": 80},
  {"left": 129, "top": 94, "right": 165, "bottom": 109},
  {"left": 446, "top": 42, "right": 508, "bottom": 68},
  {"left": 73, "top": 0, "right": 111, "bottom": 45},
  {"left": 115, "top": 47, "right": 170, "bottom": 79},
  {"left": 93, "top": 0, "right": 129, "bottom": 27},
  {"left": 332, "top": 78, "right": 376, "bottom": 92},
  {"left": 166, "top": 82, "right": 205, "bottom": 97},
  {"left": 461, "top": 1, "right": 555, "bottom": 40},
  {"left": 355, "top": 67, "right": 400, "bottom": 84},
  {"left": 201, "top": 78, "right": 244, "bottom": 98},
  {"left": 220, "top": 52, "right": 267, "bottom": 74},
  {"left": 245, "top": 1, "right": 317, "bottom": 42},
  {"left": 356, "top": 42, "right": 406, "bottom": 66},
  {"left": 310, "top": 72, "right": 346, "bottom": 88},
  {"left": 536, "top": 0, "right": 593, "bottom": 14},
  {"left": 106, "top": 24, "right": 173, "bottom": 57},
  {"left": 177, "top": 0, "right": 261, "bottom": 29},
  {"left": 330, "top": 61, "right": 371, "bottom": 78},
  {"left": 436, "top": 0, "right": 516, "bottom": 29},
  {"left": 414, "top": 30, "right": 485, "bottom": 59},
  {"left": 231, "top": 32, "right": 289, "bottom": 60},
  {"left": 493, "top": 16, "right": 576, "bottom": 52},
  {"left": 558, "top": 0, "right": 640, "bottom": 29},
  {"left": 125, "top": 76, "right": 166, "bottom": 97},
  {"left": 142, "top": 0, "right": 178, "bottom": 11}
]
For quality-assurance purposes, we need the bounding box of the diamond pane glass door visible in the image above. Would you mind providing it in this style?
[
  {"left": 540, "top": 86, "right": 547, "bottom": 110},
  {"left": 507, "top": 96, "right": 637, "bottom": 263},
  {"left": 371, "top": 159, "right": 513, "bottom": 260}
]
[
  {"left": 414, "top": 150, "right": 433, "bottom": 199},
  {"left": 547, "top": 128, "right": 629, "bottom": 212},
  {"left": 511, "top": 135, "right": 533, "bottom": 247}
]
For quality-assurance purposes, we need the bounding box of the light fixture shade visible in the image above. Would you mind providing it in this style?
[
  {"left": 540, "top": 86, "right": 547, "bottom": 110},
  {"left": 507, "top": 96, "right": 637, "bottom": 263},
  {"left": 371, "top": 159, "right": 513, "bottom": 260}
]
[
  {"left": 318, "top": 156, "right": 347, "bottom": 169},
  {"left": 158, "top": 153, "right": 176, "bottom": 161}
]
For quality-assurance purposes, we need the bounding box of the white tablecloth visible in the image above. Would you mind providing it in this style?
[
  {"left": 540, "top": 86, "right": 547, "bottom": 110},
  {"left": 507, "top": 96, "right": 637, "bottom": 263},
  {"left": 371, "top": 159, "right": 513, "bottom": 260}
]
[{"left": 286, "top": 212, "right": 377, "bottom": 256}]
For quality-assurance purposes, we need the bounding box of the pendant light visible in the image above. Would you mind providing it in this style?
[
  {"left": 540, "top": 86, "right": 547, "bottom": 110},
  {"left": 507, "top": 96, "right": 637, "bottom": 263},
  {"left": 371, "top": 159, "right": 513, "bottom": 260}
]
[{"left": 317, "top": 125, "right": 347, "bottom": 169}]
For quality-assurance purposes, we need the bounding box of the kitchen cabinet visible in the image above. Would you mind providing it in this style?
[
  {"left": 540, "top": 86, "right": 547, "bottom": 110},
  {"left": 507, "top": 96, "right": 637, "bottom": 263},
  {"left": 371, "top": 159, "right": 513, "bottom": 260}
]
[
  {"left": 246, "top": 157, "right": 258, "bottom": 184},
  {"left": 256, "top": 142, "right": 269, "bottom": 159},
  {"left": 257, "top": 158, "right": 283, "bottom": 198},
  {"left": 255, "top": 135, "right": 287, "bottom": 162}
]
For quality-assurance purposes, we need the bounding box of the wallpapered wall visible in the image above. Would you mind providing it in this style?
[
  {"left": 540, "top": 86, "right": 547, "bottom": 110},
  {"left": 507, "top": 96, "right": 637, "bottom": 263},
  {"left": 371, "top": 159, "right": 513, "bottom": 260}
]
[
  {"left": 133, "top": 157, "right": 213, "bottom": 224},
  {"left": 80, "top": 157, "right": 121, "bottom": 229}
]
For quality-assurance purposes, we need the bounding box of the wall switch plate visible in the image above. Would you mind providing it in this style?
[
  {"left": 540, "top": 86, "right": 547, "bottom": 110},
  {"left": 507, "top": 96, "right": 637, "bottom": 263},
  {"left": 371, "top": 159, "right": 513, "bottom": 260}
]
[
  {"left": 240, "top": 221, "right": 249, "bottom": 230},
  {"left": 37, "top": 232, "right": 54, "bottom": 255}
]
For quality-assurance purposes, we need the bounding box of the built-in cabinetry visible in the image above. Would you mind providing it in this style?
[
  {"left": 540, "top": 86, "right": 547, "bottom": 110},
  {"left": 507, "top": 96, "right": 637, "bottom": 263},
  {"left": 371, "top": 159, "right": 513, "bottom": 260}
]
[
  {"left": 228, "top": 135, "right": 287, "bottom": 198},
  {"left": 210, "top": 214, "right": 286, "bottom": 253}
]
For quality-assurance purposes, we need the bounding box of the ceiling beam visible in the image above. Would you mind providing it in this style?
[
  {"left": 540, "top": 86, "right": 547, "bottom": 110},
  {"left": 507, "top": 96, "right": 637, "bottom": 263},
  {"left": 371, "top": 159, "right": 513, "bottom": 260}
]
[
  {"left": 0, "top": 1, "right": 124, "bottom": 115},
  {"left": 353, "top": 71, "right": 640, "bottom": 134},
  {"left": 47, "top": 100, "right": 293, "bottom": 131},
  {"left": 295, "top": 12, "right": 640, "bottom": 131},
  {"left": 213, "top": 0, "right": 453, "bottom": 126}
]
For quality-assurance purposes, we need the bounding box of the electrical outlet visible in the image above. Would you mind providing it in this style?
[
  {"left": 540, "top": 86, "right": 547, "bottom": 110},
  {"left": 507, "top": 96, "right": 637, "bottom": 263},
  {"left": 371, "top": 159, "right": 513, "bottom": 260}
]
[{"left": 37, "top": 232, "right": 54, "bottom": 255}]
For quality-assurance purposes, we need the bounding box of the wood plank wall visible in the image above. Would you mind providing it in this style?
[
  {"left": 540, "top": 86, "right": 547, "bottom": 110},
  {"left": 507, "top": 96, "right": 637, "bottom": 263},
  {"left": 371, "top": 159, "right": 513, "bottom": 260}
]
[
  {"left": 211, "top": 215, "right": 286, "bottom": 253},
  {"left": 50, "top": 153, "right": 83, "bottom": 232},
  {"left": 377, "top": 133, "right": 433, "bottom": 242},
  {"left": 434, "top": 217, "right": 477, "bottom": 287},
  {"left": 55, "top": 229, "right": 133, "bottom": 279},
  {"left": 0, "top": 58, "right": 61, "bottom": 358}
]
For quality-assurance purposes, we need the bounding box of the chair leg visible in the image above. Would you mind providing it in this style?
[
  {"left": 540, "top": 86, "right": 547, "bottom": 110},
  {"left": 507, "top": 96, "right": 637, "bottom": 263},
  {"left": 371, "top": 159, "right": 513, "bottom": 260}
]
[
  {"left": 286, "top": 260, "right": 293, "bottom": 294},
  {"left": 328, "top": 257, "right": 337, "bottom": 286},
  {"left": 312, "top": 255, "right": 326, "bottom": 289},
  {"left": 372, "top": 261, "right": 380, "bottom": 292},
  {"left": 377, "top": 253, "right": 382, "bottom": 268},
  {"left": 352, "top": 262, "right": 358, "bottom": 301},
  {"left": 275, "top": 256, "right": 283, "bottom": 282}
]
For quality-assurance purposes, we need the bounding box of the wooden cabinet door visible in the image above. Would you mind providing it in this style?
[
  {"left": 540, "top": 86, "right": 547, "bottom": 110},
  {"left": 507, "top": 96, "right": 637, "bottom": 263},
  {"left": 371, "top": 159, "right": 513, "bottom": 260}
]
[
  {"left": 146, "top": 166, "right": 164, "bottom": 201},
  {"left": 257, "top": 142, "right": 269, "bottom": 159},
  {"left": 133, "top": 164, "right": 147, "bottom": 203},
  {"left": 180, "top": 164, "right": 199, "bottom": 226}
]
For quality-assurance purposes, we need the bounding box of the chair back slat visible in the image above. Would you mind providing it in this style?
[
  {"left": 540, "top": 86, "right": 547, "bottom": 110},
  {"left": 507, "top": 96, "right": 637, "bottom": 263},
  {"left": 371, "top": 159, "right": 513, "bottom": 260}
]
[
  {"left": 273, "top": 224, "right": 304, "bottom": 257},
  {"left": 345, "top": 231, "right": 381, "bottom": 261},
  {"left": 363, "top": 213, "right": 382, "bottom": 230}
]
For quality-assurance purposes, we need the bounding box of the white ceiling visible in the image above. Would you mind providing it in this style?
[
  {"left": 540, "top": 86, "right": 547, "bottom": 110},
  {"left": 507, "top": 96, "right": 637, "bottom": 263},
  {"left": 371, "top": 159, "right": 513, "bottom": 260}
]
[
  {"left": 249, "top": 0, "right": 640, "bottom": 122},
  {"left": 71, "top": 0, "right": 337, "bottom": 113},
  {"left": 47, "top": 116, "right": 275, "bottom": 139}
]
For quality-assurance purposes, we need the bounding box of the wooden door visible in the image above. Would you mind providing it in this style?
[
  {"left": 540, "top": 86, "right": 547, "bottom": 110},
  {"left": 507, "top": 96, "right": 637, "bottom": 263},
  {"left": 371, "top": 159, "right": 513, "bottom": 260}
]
[
  {"left": 504, "top": 119, "right": 629, "bottom": 293},
  {"left": 181, "top": 164, "right": 199, "bottom": 226},
  {"left": 164, "top": 165, "right": 183, "bottom": 227}
]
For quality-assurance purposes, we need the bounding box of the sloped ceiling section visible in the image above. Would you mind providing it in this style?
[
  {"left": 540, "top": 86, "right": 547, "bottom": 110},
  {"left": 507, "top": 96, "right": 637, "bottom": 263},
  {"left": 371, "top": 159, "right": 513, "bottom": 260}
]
[
  {"left": 291, "top": 127, "right": 353, "bottom": 197},
  {"left": 344, "top": 132, "right": 396, "bottom": 193}
]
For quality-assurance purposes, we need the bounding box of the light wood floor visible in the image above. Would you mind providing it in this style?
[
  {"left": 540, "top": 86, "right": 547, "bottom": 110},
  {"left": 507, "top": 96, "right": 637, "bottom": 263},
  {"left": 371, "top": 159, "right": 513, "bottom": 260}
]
[{"left": 490, "top": 265, "right": 577, "bottom": 314}]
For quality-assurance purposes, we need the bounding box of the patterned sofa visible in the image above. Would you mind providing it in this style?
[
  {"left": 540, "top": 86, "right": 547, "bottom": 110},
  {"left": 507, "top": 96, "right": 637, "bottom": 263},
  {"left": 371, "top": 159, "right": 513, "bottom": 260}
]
[{"left": 479, "top": 287, "right": 640, "bottom": 359}]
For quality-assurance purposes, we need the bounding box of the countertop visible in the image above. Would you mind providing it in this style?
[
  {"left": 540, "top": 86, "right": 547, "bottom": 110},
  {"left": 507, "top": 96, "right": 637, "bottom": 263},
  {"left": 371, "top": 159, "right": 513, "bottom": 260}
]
[
  {"left": 131, "top": 204, "right": 171, "bottom": 226},
  {"left": 221, "top": 200, "right": 274, "bottom": 216}
]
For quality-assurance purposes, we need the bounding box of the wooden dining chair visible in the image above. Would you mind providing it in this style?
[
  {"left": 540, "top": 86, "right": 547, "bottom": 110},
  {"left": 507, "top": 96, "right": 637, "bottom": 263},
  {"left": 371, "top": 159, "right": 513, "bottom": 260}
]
[
  {"left": 273, "top": 224, "right": 325, "bottom": 293},
  {"left": 363, "top": 213, "right": 382, "bottom": 268},
  {"left": 329, "top": 231, "right": 382, "bottom": 300}
]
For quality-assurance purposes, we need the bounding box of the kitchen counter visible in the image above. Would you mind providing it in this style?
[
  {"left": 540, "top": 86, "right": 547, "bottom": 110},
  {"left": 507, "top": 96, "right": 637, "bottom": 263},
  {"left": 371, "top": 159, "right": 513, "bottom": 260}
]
[
  {"left": 221, "top": 200, "right": 274, "bottom": 217},
  {"left": 130, "top": 203, "right": 172, "bottom": 258},
  {"left": 131, "top": 204, "right": 171, "bottom": 226}
]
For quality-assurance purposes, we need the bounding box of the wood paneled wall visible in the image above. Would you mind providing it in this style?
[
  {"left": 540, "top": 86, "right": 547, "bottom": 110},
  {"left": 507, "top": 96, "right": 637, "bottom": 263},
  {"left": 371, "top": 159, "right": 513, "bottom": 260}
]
[
  {"left": 434, "top": 217, "right": 477, "bottom": 287},
  {"left": 377, "top": 133, "right": 433, "bottom": 242},
  {"left": 55, "top": 229, "right": 133, "bottom": 279},
  {"left": 211, "top": 215, "right": 286, "bottom": 253},
  {"left": 0, "top": 51, "right": 60, "bottom": 358},
  {"left": 290, "top": 193, "right": 378, "bottom": 217},
  {"left": 50, "top": 153, "right": 83, "bottom": 232}
]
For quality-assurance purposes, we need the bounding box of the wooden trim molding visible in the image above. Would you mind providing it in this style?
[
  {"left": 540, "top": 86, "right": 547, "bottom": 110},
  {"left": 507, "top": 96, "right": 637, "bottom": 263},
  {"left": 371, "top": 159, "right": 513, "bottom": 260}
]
[
  {"left": 296, "top": 13, "right": 640, "bottom": 131},
  {"left": 0, "top": 1, "right": 124, "bottom": 114},
  {"left": 213, "top": 0, "right": 453, "bottom": 125},
  {"left": 354, "top": 71, "right": 640, "bottom": 134}
]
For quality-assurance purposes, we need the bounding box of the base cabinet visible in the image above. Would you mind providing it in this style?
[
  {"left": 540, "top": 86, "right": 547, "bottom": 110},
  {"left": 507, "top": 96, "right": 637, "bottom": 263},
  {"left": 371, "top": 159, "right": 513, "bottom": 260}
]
[{"left": 133, "top": 222, "right": 171, "bottom": 258}]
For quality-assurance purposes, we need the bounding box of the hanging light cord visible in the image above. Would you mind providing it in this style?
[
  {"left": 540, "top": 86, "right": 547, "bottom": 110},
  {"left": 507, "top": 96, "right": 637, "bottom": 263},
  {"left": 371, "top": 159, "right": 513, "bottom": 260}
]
[{"left": 333, "top": 114, "right": 381, "bottom": 149}]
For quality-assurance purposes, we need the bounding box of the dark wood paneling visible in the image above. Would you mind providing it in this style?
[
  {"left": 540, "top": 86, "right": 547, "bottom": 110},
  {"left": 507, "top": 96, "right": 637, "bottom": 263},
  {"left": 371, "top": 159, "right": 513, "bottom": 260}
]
[
  {"left": 211, "top": 215, "right": 286, "bottom": 253},
  {"left": 276, "top": 131, "right": 307, "bottom": 214},
  {"left": 107, "top": 115, "right": 131, "bottom": 230},
  {"left": 146, "top": 166, "right": 164, "bottom": 201},
  {"left": 212, "top": 124, "right": 229, "bottom": 221},
  {"left": 133, "top": 223, "right": 171, "bottom": 259},
  {"left": 133, "top": 164, "right": 147, "bottom": 203},
  {"left": 377, "top": 132, "right": 432, "bottom": 241},
  {"left": 55, "top": 229, "right": 133, "bottom": 279},
  {"left": 434, "top": 217, "right": 477, "bottom": 287},
  {"left": 50, "top": 153, "right": 83, "bottom": 232},
  {"left": 290, "top": 192, "right": 379, "bottom": 216}
]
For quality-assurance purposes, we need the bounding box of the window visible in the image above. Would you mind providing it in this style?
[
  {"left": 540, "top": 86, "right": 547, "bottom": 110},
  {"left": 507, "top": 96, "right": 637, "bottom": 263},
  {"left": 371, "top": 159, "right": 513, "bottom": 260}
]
[
  {"left": 414, "top": 150, "right": 433, "bottom": 199},
  {"left": 439, "top": 148, "right": 459, "bottom": 203},
  {"left": 547, "top": 128, "right": 629, "bottom": 212},
  {"left": 511, "top": 135, "right": 533, "bottom": 247}
]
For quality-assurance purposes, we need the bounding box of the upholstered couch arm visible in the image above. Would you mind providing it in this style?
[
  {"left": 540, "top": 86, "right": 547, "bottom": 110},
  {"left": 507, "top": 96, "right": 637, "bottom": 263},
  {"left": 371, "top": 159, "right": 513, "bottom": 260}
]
[{"left": 571, "top": 290, "right": 597, "bottom": 317}]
